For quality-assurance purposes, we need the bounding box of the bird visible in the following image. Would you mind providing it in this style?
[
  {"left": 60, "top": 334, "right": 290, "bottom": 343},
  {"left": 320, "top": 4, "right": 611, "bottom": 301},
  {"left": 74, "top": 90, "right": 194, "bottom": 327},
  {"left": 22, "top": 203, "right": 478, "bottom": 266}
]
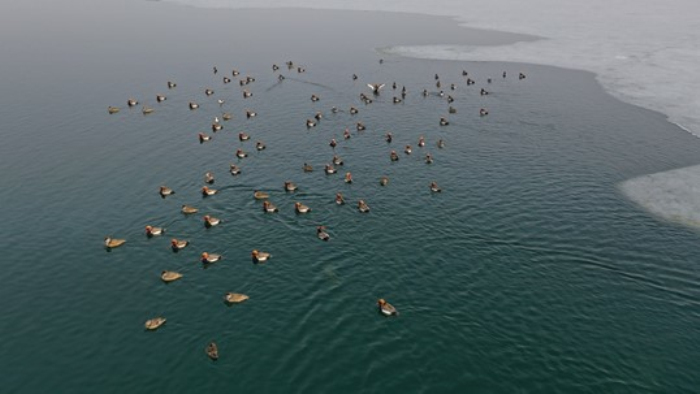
[
  {"left": 385, "top": 133, "right": 393, "bottom": 143},
  {"left": 332, "top": 155, "right": 344, "bottom": 166},
  {"left": 439, "top": 117, "right": 449, "bottom": 126},
  {"left": 127, "top": 98, "right": 138, "bottom": 107},
  {"left": 217, "top": 99, "right": 225, "bottom": 105},
  {"left": 256, "top": 141, "right": 266, "bottom": 151},
  {"left": 377, "top": 299, "right": 398, "bottom": 316},
  {"left": 311, "top": 94, "right": 320, "bottom": 102},
  {"left": 224, "top": 292, "right": 249, "bottom": 304},
  {"left": 425, "top": 154, "right": 434, "bottom": 164},
  {"left": 262, "top": 200, "right": 278, "bottom": 213},
  {"left": 329, "top": 139, "right": 337, "bottom": 149},
  {"left": 205, "top": 88, "right": 214, "bottom": 96},
  {"left": 344, "top": 172, "right": 353, "bottom": 183},
  {"left": 335, "top": 193, "right": 345, "bottom": 205},
  {"left": 357, "top": 200, "right": 370, "bottom": 213},
  {"left": 204, "top": 172, "right": 215, "bottom": 184},
  {"left": 251, "top": 249, "right": 271, "bottom": 263},
  {"left": 356, "top": 122, "right": 366, "bottom": 131},
  {"left": 104, "top": 237, "right": 126, "bottom": 248},
  {"left": 380, "top": 176, "right": 389, "bottom": 186},
  {"left": 295, "top": 202, "right": 311, "bottom": 214},
  {"left": 480, "top": 108, "right": 489, "bottom": 116},
  {"left": 317, "top": 226, "right": 330, "bottom": 241},
  {"left": 367, "top": 83, "right": 385, "bottom": 94},
  {"left": 246, "top": 110, "right": 257, "bottom": 118},
  {"left": 437, "top": 139, "right": 446, "bottom": 149},
  {"left": 142, "top": 105, "right": 154, "bottom": 115},
  {"left": 171, "top": 239, "right": 189, "bottom": 251},
  {"left": 203, "top": 215, "right": 221, "bottom": 227},
  {"left": 144, "top": 317, "right": 166, "bottom": 330},
  {"left": 418, "top": 136, "right": 426, "bottom": 147},
  {"left": 390, "top": 150, "right": 399, "bottom": 162},
  {"left": 306, "top": 119, "right": 317, "bottom": 128},
  {"left": 243, "top": 90, "right": 252, "bottom": 98},
  {"left": 159, "top": 186, "right": 175, "bottom": 198},
  {"left": 161, "top": 271, "right": 183, "bottom": 283},
  {"left": 284, "top": 181, "right": 298, "bottom": 192},
  {"left": 189, "top": 102, "right": 199, "bottom": 110},
  {"left": 156, "top": 94, "right": 166, "bottom": 102},
  {"left": 325, "top": 164, "right": 337, "bottom": 175},
  {"left": 430, "top": 182, "right": 442, "bottom": 193},
  {"left": 302, "top": 163, "right": 313, "bottom": 172},
  {"left": 315, "top": 112, "right": 323, "bottom": 121},
  {"left": 404, "top": 145, "right": 412, "bottom": 155},
  {"left": 393, "top": 97, "right": 402, "bottom": 104},
  {"left": 206, "top": 342, "right": 219, "bottom": 361},
  {"left": 239, "top": 132, "right": 251, "bottom": 141},
  {"left": 236, "top": 149, "right": 248, "bottom": 159},
  {"left": 202, "top": 186, "right": 218, "bottom": 197},
  {"left": 201, "top": 252, "right": 222, "bottom": 264},
  {"left": 167, "top": 81, "right": 177, "bottom": 89},
  {"left": 343, "top": 129, "right": 351, "bottom": 140},
  {"left": 253, "top": 190, "right": 269, "bottom": 200},
  {"left": 229, "top": 164, "right": 241, "bottom": 176},
  {"left": 222, "top": 113, "right": 233, "bottom": 121},
  {"left": 349, "top": 106, "right": 358, "bottom": 115},
  {"left": 212, "top": 122, "right": 223, "bottom": 132},
  {"left": 181, "top": 205, "right": 198, "bottom": 214},
  {"left": 145, "top": 225, "right": 165, "bottom": 237},
  {"left": 199, "top": 133, "right": 212, "bottom": 143}
]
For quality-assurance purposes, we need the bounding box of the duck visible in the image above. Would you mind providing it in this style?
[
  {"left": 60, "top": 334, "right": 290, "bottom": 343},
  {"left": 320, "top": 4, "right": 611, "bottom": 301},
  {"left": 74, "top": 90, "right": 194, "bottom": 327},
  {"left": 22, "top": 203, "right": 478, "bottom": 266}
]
[
  {"left": 343, "top": 129, "right": 351, "bottom": 140},
  {"left": 315, "top": 112, "right": 323, "bottom": 121},
  {"left": 519, "top": 72, "right": 526, "bottom": 80},
  {"left": 217, "top": 99, "right": 225, "bottom": 106},
  {"left": 229, "top": 164, "right": 241, "bottom": 176},
  {"left": 284, "top": 181, "right": 298, "bottom": 192},
  {"left": 418, "top": 136, "right": 426, "bottom": 147},
  {"left": 144, "top": 317, "right": 166, "bottom": 330},
  {"left": 446, "top": 95, "right": 454, "bottom": 104},
  {"left": 202, "top": 186, "right": 218, "bottom": 197},
  {"left": 246, "top": 109, "right": 257, "bottom": 118},
  {"left": 430, "top": 181, "right": 442, "bottom": 193},
  {"left": 344, "top": 172, "right": 353, "bottom": 183},
  {"left": 212, "top": 122, "right": 223, "bottom": 132},
  {"left": 392, "top": 82, "right": 397, "bottom": 90},
  {"left": 104, "top": 236, "right": 126, "bottom": 248},
  {"left": 404, "top": 145, "right": 412, "bottom": 155},
  {"left": 236, "top": 149, "right": 248, "bottom": 159},
  {"left": 480, "top": 88, "right": 489, "bottom": 96},
  {"left": 356, "top": 122, "right": 366, "bottom": 131},
  {"left": 167, "top": 81, "right": 177, "bottom": 89},
  {"left": 206, "top": 342, "right": 219, "bottom": 361},
  {"left": 201, "top": 252, "right": 222, "bottom": 263},
  {"left": 256, "top": 141, "right": 266, "bottom": 151},
  {"left": 108, "top": 106, "right": 120, "bottom": 114},
  {"left": 450, "top": 83, "right": 456, "bottom": 90},
  {"left": 145, "top": 225, "right": 165, "bottom": 237},
  {"left": 377, "top": 299, "right": 398, "bottom": 316},
  {"left": 213, "top": 66, "right": 218, "bottom": 74},
  {"left": 302, "top": 163, "right": 313, "bottom": 172},
  {"left": 251, "top": 249, "right": 271, "bottom": 263},
  {"left": 436, "top": 81, "right": 441, "bottom": 89},
  {"left": 439, "top": 117, "right": 449, "bottom": 126},
  {"left": 232, "top": 69, "right": 240, "bottom": 76},
  {"left": 204, "top": 172, "right": 215, "bottom": 184},
  {"left": 332, "top": 155, "right": 344, "bottom": 166},
  {"left": 242, "top": 90, "right": 252, "bottom": 98},
  {"left": 223, "top": 76, "right": 231, "bottom": 84},
  {"left": 198, "top": 133, "right": 212, "bottom": 143},
  {"left": 171, "top": 238, "right": 189, "bottom": 251},
  {"left": 272, "top": 64, "right": 280, "bottom": 71},
  {"left": 253, "top": 190, "right": 269, "bottom": 200},
  {"left": 306, "top": 119, "right": 317, "bottom": 128},
  {"left": 380, "top": 176, "right": 389, "bottom": 186},
  {"left": 425, "top": 154, "right": 434, "bottom": 164},
  {"left": 357, "top": 200, "right": 370, "bottom": 213},
  {"left": 448, "top": 106, "right": 457, "bottom": 114},
  {"left": 385, "top": 133, "right": 393, "bottom": 143},
  {"left": 156, "top": 94, "right": 166, "bottom": 103},
  {"left": 393, "top": 96, "right": 402, "bottom": 104},
  {"left": 127, "top": 98, "right": 138, "bottom": 107},
  {"left": 142, "top": 105, "right": 154, "bottom": 115},
  {"left": 181, "top": 205, "right": 198, "bottom": 214},
  {"left": 422, "top": 89, "right": 429, "bottom": 97},
  {"left": 295, "top": 202, "right": 311, "bottom": 214},
  {"left": 239, "top": 132, "right": 250, "bottom": 141},
  {"left": 503, "top": 71, "right": 507, "bottom": 78},
  {"left": 246, "top": 75, "right": 256, "bottom": 83},
  {"left": 349, "top": 106, "right": 358, "bottom": 115},
  {"left": 462, "top": 70, "right": 469, "bottom": 76},
  {"left": 310, "top": 94, "right": 320, "bottom": 102},
  {"left": 437, "top": 139, "right": 446, "bottom": 149},
  {"left": 189, "top": 102, "right": 199, "bottom": 110},
  {"left": 335, "top": 193, "right": 346, "bottom": 205},
  {"left": 367, "top": 83, "right": 385, "bottom": 94},
  {"left": 329, "top": 139, "right": 337, "bottom": 149},
  {"left": 205, "top": 88, "right": 214, "bottom": 96},
  {"left": 331, "top": 106, "right": 339, "bottom": 114},
  {"left": 352, "top": 73, "right": 358, "bottom": 80},
  {"left": 222, "top": 112, "right": 233, "bottom": 121},
  {"left": 480, "top": 108, "right": 489, "bottom": 116},
  {"left": 317, "top": 226, "right": 330, "bottom": 241},
  {"left": 239, "top": 79, "right": 248, "bottom": 87},
  {"left": 161, "top": 270, "right": 183, "bottom": 283},
  {"left": 390, "top": 150, "right": 399, "bottom": 161},
  {"left": 297, "top": 67, "right": 306, "bottom": 73},
  {"left": 262, "top": 200, "right": 278, "bottom": 213},
  {"left": 203, "top": 215, "right": 221, "bottom": 227},
  {"left": 159, "top": 186, "right": 175, "bottom": 198},
  {"left": 435, "top": 73, "right": 440, "bottom": 80},
  {"left": 224, "top": 292, "right": 249, "bottom": 304}
]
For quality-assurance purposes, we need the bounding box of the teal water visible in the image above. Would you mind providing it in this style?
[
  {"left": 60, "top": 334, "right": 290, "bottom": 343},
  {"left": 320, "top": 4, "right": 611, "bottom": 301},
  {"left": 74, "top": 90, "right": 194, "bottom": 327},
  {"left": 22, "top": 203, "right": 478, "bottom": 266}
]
[{"left": 1, "top": 1, "right": 700, "bottom": 393}]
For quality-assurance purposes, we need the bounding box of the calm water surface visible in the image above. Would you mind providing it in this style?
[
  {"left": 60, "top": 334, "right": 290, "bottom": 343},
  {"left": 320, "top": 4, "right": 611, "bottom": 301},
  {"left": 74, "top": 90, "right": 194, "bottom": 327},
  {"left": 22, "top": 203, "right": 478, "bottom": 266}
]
[{"left": 0, "top": 1, "right": 699, "bottom": 393}]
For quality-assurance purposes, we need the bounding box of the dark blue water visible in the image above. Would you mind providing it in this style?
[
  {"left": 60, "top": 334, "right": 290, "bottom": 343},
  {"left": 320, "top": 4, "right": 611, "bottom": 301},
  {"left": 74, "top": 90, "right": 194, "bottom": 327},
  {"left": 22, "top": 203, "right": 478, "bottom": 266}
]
[{"left": 1, "top": 1, "right": 699, "bottom": 393}]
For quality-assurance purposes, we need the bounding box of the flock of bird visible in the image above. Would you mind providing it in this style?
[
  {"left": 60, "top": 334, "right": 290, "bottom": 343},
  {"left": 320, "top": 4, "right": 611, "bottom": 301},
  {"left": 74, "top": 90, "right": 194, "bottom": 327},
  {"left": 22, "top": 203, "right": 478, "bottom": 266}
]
[{"left": 105, "top": 59, "right": 526, "bottom": 360}]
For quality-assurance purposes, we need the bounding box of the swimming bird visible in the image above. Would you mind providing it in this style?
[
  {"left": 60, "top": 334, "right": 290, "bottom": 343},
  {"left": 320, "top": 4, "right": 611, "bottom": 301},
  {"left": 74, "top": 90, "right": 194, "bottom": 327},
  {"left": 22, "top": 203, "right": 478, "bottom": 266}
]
[
  {"left": 256, "top": 141, "right": 266, "bottom": 151},
  {"left": 392, "top": 82, "right": 397, "bottom": 90},
  {"left": 142, "top": 105, "right": 154, "bottom": 115},
  {"left": 357, "top": 199, "right": 370, "bottom": 213},
  {"left": 480, "top": 88, "right": 489, "bottom": 96},
  {"left": 385, "top": 133, "right": 393, "bottom": 143},
  {"left": 145, "top": 225, "right": 165, "bottom": 237},
  {"left": 390, "top": 150, "right": 399, "bottom": 162},
  {"left": 223, "top": 77, "right": 231, "bottom": 84},
  {"left": 201, "top": 252, "right": 222, "bottom": 264},
  {"left": 199, "top": 133, "right": 212, "bottom": 143},
  {"left": 356, "top": 122, "right": 366, "bottom": 131},
  {"left": 317, "top": 226, "right": 330, "bottom": 241},
  {"left": 315, "top": 112, "right": 323, "bottom": 120},
  {"left": 224, "top": 292, "right": 249, "bottom": 304},
  {"left": 422, "top": 89, "right": 429, "bottom": 97},
  {"left": 167, "top": 81, "right": 177, "bottom": 89},
  {"left": 203, "top": 215, "right": 221, "bottom": 227},
  {"left": 284, "top": 181, "right": 298, "bottom": 192},
  {"left": 279, "top": 74, "right": 285, "bottom": 80},
  {"left": 393, "top": 97, "right": 402, "bottom": 104},
  {"left": 127, "top": 98, "right": 138, "bottom": 107},
  {"left": 448, "top": 106, "right": 457, "bottom": 114},
  {"left": 254, "top": 190, "right": 269, "bottom": 200},
  {"left": 242, "top": 90, "right": 252, "bottom": 98},
  {"left": 332, "top": 155, "right": 343, "bottom": 166},
  {"left": 329, "top": 139, "right": 337, "bottom": 149},
  {"left": 217, "top": 99, "right": 225, "bottom": 106},
  {"left": 189, "top": 102, "right": 199, "bottom": 110},
  {"left": 295, "top": 202, "right": 311, "bottom": 214},
  {"left": 377, "top": 299, "right": 398, "bottom": 316},
  {"left": 344, "top": 172, "right": 353, "bottom": 183},
  {"left": 404, "top": 145, "right": 412, "bottom": 155},
  {"left": 262, "top": 200, "right": 278, "bottom": 213},
  {"left": 145, "top": 317, "right": 166, "bottom": 330},
  {"left": 230, "top": 164, "right": 241, "bottom": 176},
  {"left": 181, "top": 205, "right": 198, "bottom": 214},
  {"left": 212, "top": 122, "right": 223, "bottom": 132},
  {"left": 503, "top": 71, "right": 507, "bottom": 78},
  {"left": 446, "top": 95, "right": 454, "bottom": 103},
  {"left": 239, "top": 132, "right": 250, "bottom": 141},
  {"left": 306, "top": 119, "right": 317, "bottom": 128},
  {"left": 439, "top": 117, "right": 449, "bottom": 126},
  {"left": 335, "top": 193, "right": 345, "bottom": 205},
  {"left": 222, "top": 112, "right": 233, "bottom": 121},
  {"left": 331, "top": 106, "right": 338, "bottom": 114},
  {"left": 480, "top": 108, "right": 489, "bottom": 116},
  {"left": 463, "top": 70, "right": 469, "bottom": 76},
  {"left": 161, "top": 271, "right": 183, "bottom": 283},
  {"left": 367, "top": 83, "right": 385, "bottom": 95},
  {"left": 206, "top": 342, "right": 219, "bottom": 361},
  {"left": 108, "top": 106, "right": 120, "bottom": 114},
  {"left": 272, "top": 64, "right": 279, "bottom": 71},
  {"left": 450, "top": 83, "right": 456, "bottom": 90},
  {"left": 232, "top": 69, "right": 240, "bottom": 76},
  {"left": 104, "top": 237, "right": 126, "bottom": 248},
  {"left": 302, "top": 163, "right": 313, "bottom": 172},
  {"left": 430, "top": 182, "right": 442, "bottom": 193},
  {"left": 251, "top": 249, "right": 271, "bottom": 263},
  {"left": 156, "top": 94, "right": 166, "bottom": 103},
  {"left": 380, "top": 176, "right": 389, "bottom": 186},
  {"left": 203, "top": 172, "right": 214, "bottom": 184},
  {"left": 311, "top": 94, "right": 320, "bottom": 102},
  {"left": 171, "top": 238, "right": 189, "bottom": 251},
  {"left": 349, "top": 106, "right": 358, "bottom": 115},
  {"left": 437, "top": 139, "right": 446, "bottom": 149},
  {"left": 436, "top": 81, "right": 441, "bottom": 89},
  {"left": 418, "top": 136, "right": 425, "bottom": 147},
  {"left": 236, "top": 149, "right": 248, "bottom": 159},
  {"left": 297, "top": 66, "right": 306, "bottom": 73},
  {"left": 202, "top": 186, "right": 217, "bottom": 197},
  {"left": 343, "top": 129, "right": 351, "bottom": 140},
  {"left": 213, "top": 66, "right": 218, "bottom": 74},
  {"left": 352, "top": 73, "right": 358, "bottom": 80},
  {"left": 159, "top": 186, "right": 174, "bottom": 198},
  {"left": 246, "top": 110, "right": 257, "bottom": 118},
  {"left": 425, "top": 154, "right": 434, "bottom": 164},
  {"left": 519, "top": 72, "right": 526, "bottom": 80},
  {"left": 205, "top": 88, "right": 214, "bottom": 96}
]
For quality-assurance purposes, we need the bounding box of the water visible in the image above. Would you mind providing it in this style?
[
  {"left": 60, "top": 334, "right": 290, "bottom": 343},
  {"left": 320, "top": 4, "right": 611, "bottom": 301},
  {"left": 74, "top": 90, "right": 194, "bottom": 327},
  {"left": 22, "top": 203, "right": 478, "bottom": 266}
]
[{"left": 1, "top": 1, "right": 700, "bottom": 393}]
